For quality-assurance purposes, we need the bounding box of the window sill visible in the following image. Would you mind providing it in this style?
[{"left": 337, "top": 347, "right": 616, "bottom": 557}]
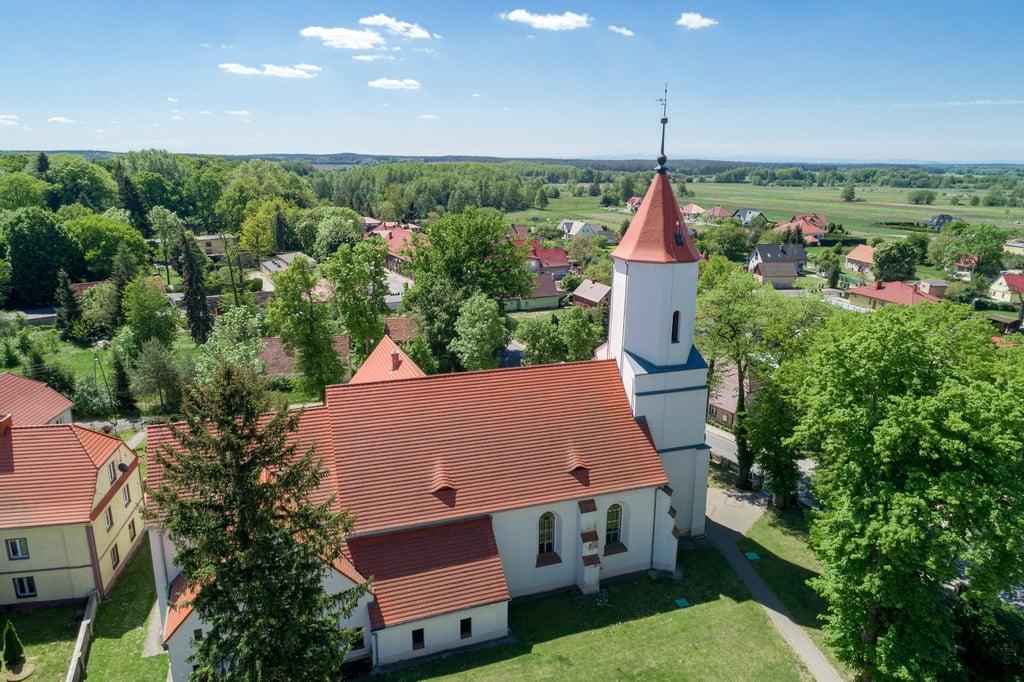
[
  {"left": 604, "top": 542, "right": 628, "bottom": 556},
  {"left": 535, "top": 552, "right": 562, "bottom": 568}
]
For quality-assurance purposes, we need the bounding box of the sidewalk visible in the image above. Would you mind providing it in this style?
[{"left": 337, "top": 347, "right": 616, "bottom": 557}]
[{"left": 706, "top": 488, "right": 843, "bottom": 682}]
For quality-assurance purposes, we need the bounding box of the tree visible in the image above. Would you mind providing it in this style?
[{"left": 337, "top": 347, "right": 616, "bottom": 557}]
[
  {"left": 588, "top": 181, "right": 601, "bottom": 196},
  {"left": 793, "top": 304, "right": 1024, "bottom": 680},
  {"left": 0, "top": 207, "right": 84, "bottom": 306},
  {"left": 871, "top": 240, "right": 918, "bottom": 281},
  {"left": 399, "top": 336, "right": 438, "bottom": 374},
  {"left": 534, "top": 186, "right": 549, "bottom": 209},
  {"left": 696, "top": 257, "right": 771, "bottom": 490},
  {"left": 179, "top": 230, "right": 214, "bottom": 344},
  {"left": 54, "top": 269, "right": 82, "bottom": 341},
  {"left": 841, "top": 183, "right": 856, "bottom": 202},
  {"left": 239, "top": 198, "right": 295, "bottom": 259},
  {"left": 149, "top": 364, "right": 367, "bottom": 681},
  {"left": 113, "top": 164, "right": 152, "bottom": 236},
  {"left": 931, "top": 221, "right": 1009, "bottom": 279},
  {"left": 81, "top": 282, "right": 120, "bottom": 339},
  {"left": 310, "top": 208, "right": 363, "bottom": 260},
  {"left": 514, "top": 316, "right": 566, "bottom": 365},
  {"left": 970, "top": 194, "right": 981, "bottom": 206},
  {"left": 3, "top": 620, "right": 25, "bottom": 668},
  {"left": 111, "top": 350, "right": 136, "bottom": 412},
  {"left": 0, "top": 259, "right": 10, "bottom": 309},
  {"left": 449, "top": 293, "right": 507, "bottom": 371},
  {"left": 700, "top": 220, "right": 748, "bottom": 261},
  {"left": 194, "top": 305, "right": 265, "bottom": 383},
  {"left": 0, "top": 171, "right": 50, "bottom": 210},
  {"left": 904, "top": 232, "right": 929, "bottom": 264},
  {"left": 110, "top": 242, "right": 145, "bottom": 322},
  {"left": 130, "top": 338, "right": 185, "bottom": 412},
  {"left": 582, "top": 256, "right": 613, "bottom": 285},
  {"left": 216, "top": 159, "right": 315, "bottom": 230},
  {"left": 65, "top": 213, "right": 148, "bottom": 280},
  {"left": 148, "top": 206, "right": 185, "bottom": 286},
  {"left": 122, "top": 276, "right": 177, "bottom": 346},
  {"left": 907, "top": 189, "right": 937, "bottom": 205},
  {"left": 321, "top": 240, "right": 388, "bottom": 365},
  {"left": 265, "top": 256, "right": 343, "bottom": 399},
  {"left": 32, "top": 151, "right": 50, "bottom": 177},
  {"left": 558, "top": 307, "right": 602, "bottom": 360},
  {"left": 817, "top": 248, "right": 842, "bottom": 287},
  {"left": 745, "top": 378, "right": 799, "bottom": 507},
  {"left": 47, "top": 155, "right": 118, "bottom": 210}
]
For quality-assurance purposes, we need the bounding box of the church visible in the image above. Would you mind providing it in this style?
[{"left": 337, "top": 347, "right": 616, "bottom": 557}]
[{"left": 147, "top": 144, "right": 710, "bottom": 678}]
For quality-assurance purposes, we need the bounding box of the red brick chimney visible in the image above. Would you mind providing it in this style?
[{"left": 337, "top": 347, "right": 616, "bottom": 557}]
[
  {"left": 390, "top": 351, "right": 400, "bottom": 371},
  {"left": 875, "top": 281, "right": 883, "bottom": 290}
]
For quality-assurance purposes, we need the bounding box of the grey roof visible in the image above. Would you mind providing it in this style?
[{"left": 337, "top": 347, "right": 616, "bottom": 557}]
[
  {"left": 754, "top": 261, "right": 798, "bottom": 278},
  {"left": 573, "top": 279, "right": 612, "bottom": 304},
  {"left": 750, "top": 243, "right": 807, "bottom": 263}
]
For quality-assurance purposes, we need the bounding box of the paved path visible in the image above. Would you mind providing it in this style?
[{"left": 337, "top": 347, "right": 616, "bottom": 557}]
[
  {"left": 126, "top": 429, "right": 147, "bottom": 450},
  {"left": 706, "top": 488, "right": 843, "bottom": 682},
  {"left": 142, "top": 599, "right": 163, "bottom": 657},
  {"left": 705, "top": 424, "right": 817, "bottom": 508}
]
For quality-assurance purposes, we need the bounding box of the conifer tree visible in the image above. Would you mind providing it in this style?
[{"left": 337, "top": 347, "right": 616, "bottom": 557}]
[
  {"left": 274, "top": 204, "right": 290, "bottom": 252},
  {"left": 33, "top": 151, "right": 49, "bottom": 177},
  {"left": 110, "top": 242, "right": 143, "bottom": 324},
  {"left": 54, "top": 268, "right": 82, "bottom": 341},
  {"left": 111, "top": 350, "right": 136, "bottom": 412},
  {"left": 150, "top": 364, "right": 367, "bottom": 681},
  {"left": 3, "top": 620, "right": 25, "bottom": 668},
  {"left": 113, "top": 163, "right": 151, "bottom": 237},
  {"left": 179, "top": 230, "right": 213, "bottom": 344}
]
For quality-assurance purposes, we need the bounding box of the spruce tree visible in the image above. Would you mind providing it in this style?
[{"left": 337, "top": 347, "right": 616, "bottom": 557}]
[
  {"left": 111, "top": 351, "right": 136, "bottom": 412},
  {"left": 54, "top": 269, "right": 82, "bottom": 341},
  {"left": 149, "top": 364, "right": 367, "bottom": 681},
  {"left": 274, "top": 205, "right": 290, "bottom": 252},
  {"left": 3, "top": 620, "right": 25, "bottom": 668},
  {"left": 179, "top": 230, "right": 213, "bottom": 344},
  {"left": 113, "top": 163, "right": 151, "bottom": 237},
  {"left": 33, "top": 151, "right": 50, "bottom": 177},
  {"left": 110, "top": 242, "right": 143, "bottom": 324}
]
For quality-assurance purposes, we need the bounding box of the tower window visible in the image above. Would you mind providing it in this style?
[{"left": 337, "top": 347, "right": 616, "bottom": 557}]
[{"left": 671, "top": 311, "right": 680, "bottom": 344}]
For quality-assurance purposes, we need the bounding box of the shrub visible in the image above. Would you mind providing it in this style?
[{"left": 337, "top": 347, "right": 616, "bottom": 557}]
[
  {"left": 73, "top": 376, "right": 115, "bottom": 418},
  {"left": 2, "top": 620, "right": 24, "bottom": 667}
]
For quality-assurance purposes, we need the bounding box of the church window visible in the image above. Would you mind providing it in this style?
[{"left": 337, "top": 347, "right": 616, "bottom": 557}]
[
  {"left": 606, "top": 504, "right": 623, "bottom": 544},
  {"left": 671, "top": 311, "right": 680, "bottom": 343},
  {"left": 538, "top": 512, "right": 555, "bottom": 554}
]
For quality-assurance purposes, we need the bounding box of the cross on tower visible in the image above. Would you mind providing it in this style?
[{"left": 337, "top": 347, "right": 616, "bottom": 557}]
[{"left": 656, "top": 83, "right": 669, "bottom": 172}]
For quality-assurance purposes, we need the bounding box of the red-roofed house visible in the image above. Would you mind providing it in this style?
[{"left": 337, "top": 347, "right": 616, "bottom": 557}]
[
  {"left": 0, "top": 372, "right": 74, "bottom": 425},
  {"left": 775, "top": 214, "right": 828, "bottom": 246},
  {"left": 844, "top": 244, "right": 875, "bottom": 277},
  {"left": 989, "top": 271, "right": 1024, "bottom": 305},
  {"left": 0, "top": 419, "right": 144, "bottom": 606},
  {"left": 502, "top": 273, "right": 565, "bottom": 312},
  {"left": 705, "top": 204, "right": 731, "bottom": 219},
  {"left": 517, "top": 238, "right": 570, "bottom": 279},
  {"left": 954, "top": 254, "right": 979, "bottom": 281},
  {"left": 369, "top": 225, "right": 417, "bottom": 272},
  {"left": 847, "top": 281, "right": 942, "bottom": 310},
  {"left": 626, "top": 195, "right": 643, "bottom": 212},
  {"left": 148, "top": 149, "right": 710, "bottom": 677}
]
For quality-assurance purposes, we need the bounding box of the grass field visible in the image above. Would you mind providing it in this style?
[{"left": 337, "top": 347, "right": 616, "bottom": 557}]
[
  {"left": 380, "top": 546, "right": 810, "bottom": 681},
  {"left": 506, "top": 194, "right": 632, "bottom": 232},
  {"left": 1, "top": 602, "right": 81, "bottom": 680},
  {"left": 84, "top": 542, "right": 169, "bottom": 681},
  {"left": 737, "top": 509, "right": 851, "bottom": 679}
]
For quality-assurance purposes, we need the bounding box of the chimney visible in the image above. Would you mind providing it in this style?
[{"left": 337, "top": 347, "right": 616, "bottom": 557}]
[
  {"left": 875, "top": 281, "right": 883, "bottom": 289},
  {"left": 0, "top": 414, "right": 11, "bottom": 438},
  {"left": 390, "top": 351, "right": 400, "bottom": 371}
]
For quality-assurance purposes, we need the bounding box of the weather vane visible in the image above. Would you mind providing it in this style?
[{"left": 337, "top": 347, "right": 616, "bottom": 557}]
[{"left": 656, "top": 83, "right": 669, "bottom": 172}]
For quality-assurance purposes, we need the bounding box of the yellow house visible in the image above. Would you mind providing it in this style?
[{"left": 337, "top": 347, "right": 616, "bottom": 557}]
[{"left": 0, "top": 416, "right": 144, "bottom": 607}]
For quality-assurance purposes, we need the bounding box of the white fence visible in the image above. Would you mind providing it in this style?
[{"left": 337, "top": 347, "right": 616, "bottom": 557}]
[{"left": 64, "top": 590, "right": 99, "bottom": 682}]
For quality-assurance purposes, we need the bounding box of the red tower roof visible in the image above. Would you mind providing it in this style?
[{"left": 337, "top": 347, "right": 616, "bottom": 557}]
[{"left": 611, "top": 172, "right": 700, "bottom": 264}]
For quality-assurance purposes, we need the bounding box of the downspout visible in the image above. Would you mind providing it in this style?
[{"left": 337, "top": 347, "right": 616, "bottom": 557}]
[{"left": 649, "top": 487, "right": 657, "bottom": 569}]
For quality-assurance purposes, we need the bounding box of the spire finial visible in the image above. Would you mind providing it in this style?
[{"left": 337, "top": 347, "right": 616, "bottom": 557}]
[{"left": 655, "top": 83, "right": 669, "bottom": 173}]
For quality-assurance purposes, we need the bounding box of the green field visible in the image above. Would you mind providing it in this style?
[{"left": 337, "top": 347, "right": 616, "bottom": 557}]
[
  {"left": 506, "top": 193, "right": 632, "bottom": 231},
  {"left": 1, "top": 603, "right": 80, "bottom": 680}
]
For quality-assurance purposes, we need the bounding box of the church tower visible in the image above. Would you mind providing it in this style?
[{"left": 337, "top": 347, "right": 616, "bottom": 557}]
[{"left": 605, "top": 105, "right": 709, "bottom": 538}]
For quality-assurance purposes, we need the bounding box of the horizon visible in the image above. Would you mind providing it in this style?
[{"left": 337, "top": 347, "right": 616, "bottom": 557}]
[{"left": 2, "top": 1, "right": 1023, "bottom": 162}]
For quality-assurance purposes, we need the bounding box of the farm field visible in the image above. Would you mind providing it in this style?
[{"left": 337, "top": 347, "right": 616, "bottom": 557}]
[
  {"left": 505, "top": 193, "right": 632, "bottom": 232},
  {"left": 686, "top": 183, "right": 1024, "bottom": 237}
]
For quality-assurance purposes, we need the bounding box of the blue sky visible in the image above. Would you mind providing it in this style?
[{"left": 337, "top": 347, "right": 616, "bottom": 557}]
[{"left": 1, "top": 1, "right": 1022, "bottom": 161}]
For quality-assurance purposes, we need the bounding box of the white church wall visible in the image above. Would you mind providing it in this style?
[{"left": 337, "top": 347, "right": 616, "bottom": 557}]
[
  {"left": 373, "top": 601, "right": 508, "bottom": 666},
  {"left": 659, "top": 450, "right": 710, "bottom": 536}
]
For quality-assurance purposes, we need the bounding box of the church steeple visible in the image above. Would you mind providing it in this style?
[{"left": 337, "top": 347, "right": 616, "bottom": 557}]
[{"left": 656, "top": 83, "right": 669, "bottom": 173}]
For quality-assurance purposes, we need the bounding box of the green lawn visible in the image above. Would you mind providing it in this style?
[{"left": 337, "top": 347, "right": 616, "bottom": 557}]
[
  {"left": 687, "top": 183, "right": 1024, "bottom": 238},
  {"left": 508, "top": 308, "right": 567, "bottom": 324},
  {"left": 84, "top": 541, "right": 168, "bottom": 681},
  {"left": 506, "top": 193, "right": 631, "bottom": 231},
  {"left": 737, "top": 509, "right": 852, "bottom": 679},
  {"left": 708, "top": 457, "right": 736, "bottom": 489},
  {"left": 381, "top": 547, "right": 810, "bottom": 681},
  {"left": 1, "top": 603, "right": 81, "bottom": 680}
]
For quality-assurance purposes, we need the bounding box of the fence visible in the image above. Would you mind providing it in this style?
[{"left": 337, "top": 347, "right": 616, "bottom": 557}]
[{"left": 64, "top": 590, "right": 99, "bottom": 682}]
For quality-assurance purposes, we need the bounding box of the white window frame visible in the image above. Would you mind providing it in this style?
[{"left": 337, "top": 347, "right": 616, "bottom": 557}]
[
  {"left": 122, "top": 484, "right": 131, "bottom": 507},
  {"left": 5, "top": 538, "right": 29, "bottom": 560},
  {"left": 538, "top": 512, "right": 556, "bottom": 555},
  {"left": 128, "top": 519, "right": 137, "bottom": 542},
  {"left": 107, "top": 461, "right": 117, "bottom": 484},
  {"left": 606, "top": 504, "right": 623, "bottom": 545},
  {"left": 104, "top": 507, "right": 113, "bottom": 531},
  {"left": 110, "top": 543, "right": 120, "bottom": 570},
  {"left": 13, "top": 576, "right": 36, "bottom": 598}
]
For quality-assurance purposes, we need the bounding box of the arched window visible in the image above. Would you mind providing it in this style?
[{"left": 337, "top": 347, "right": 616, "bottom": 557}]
[
  {"left": 538, "top": 512, "right": 555, "bottom": 554},
  {"left": 671, "top": 311, "right": 680, "bottom": 343},
  {"left": 606, "top": 504, "right": 623, "bottom": 544}
]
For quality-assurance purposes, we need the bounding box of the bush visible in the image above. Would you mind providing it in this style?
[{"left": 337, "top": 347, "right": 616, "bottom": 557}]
[
  {"left": 908, "top": 189, "right": 937, "bottom": 205},
  {"left": 247, "top": 277, "right": 263, "bottom": 292},
  {"left": 3, "top": 620, "right": 24, "bottom": 667},
  {"left": 73, "top": 376, "right": 115, "bottom": 418}
]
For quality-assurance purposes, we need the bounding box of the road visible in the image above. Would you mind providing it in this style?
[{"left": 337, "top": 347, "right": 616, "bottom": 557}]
[{"left": 705, "top": 423, "right": 817, "bottom": 507}]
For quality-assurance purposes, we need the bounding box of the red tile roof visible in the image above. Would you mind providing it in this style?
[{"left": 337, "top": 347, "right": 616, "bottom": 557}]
[
  {"left": 776, "top": 219, "right": 826, "bottom": 239},
  {"left": 384, "top": 316, "right": 419, "bottom": 341},
  {"left": 611, "top": 172, "right": 699, "bottom": 264},
  {"left": 0, "top": 424, "right": 127, "bottom": 528},
  {"left": 369, "top": 226, "right": 416, "bottom": 261},
  {"left": 792, "top": 213, "right": 827, "bottom": 228},
  {"left": 0, "top": 372, "right": 73, "bottom": 425},
  {"left": 845, "top": 244, "right": 875, "bottom": 265},
  {"left": 705, "top": 205, "right": 731, "bottom": 218},
  {"left": 848, "top": 281, "right": 941, "bottom": 306},
  {"left": 681, "top": 203, "right": 705, "bottom": 215},
  {"left": 345, "top": 517, "right": 508, "bottom": 630},
  {"left": 1003, "top": 273, "right": 1024, "bottom": 293},
  {"left": 349, "top": 335, "right": 425, "bottom": 385},
  {"left": 163, "top": 574, "right": 198, "bottom": 643}
]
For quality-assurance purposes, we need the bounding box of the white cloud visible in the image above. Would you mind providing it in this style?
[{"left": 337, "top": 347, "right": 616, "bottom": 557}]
[
  {"left": 48, "top": 116, "right": 77, "bottom": 124},
  {"left": 242, "top": 119, "right": 252, "bottom": 123},
  {"left": 171, "top": 115, "right": 184, "bottom": 120},
  {"left": 199, "top": 110, "right": 213, "bottom": 115},
  {"left": 471, "top": 93, "right": 482, "bottom": 97},
  {"left": 359, "top": 13, "right": 433, "bottom": 40},
  {"left": 0, "top": 114, "right": 19, "bottom": 127},
  {"left": 300, "top": 25, "right": 385, "bottom": 50},
  {"left": 608, "top": 25, "right": 634, "bottom": 37},
  {"left": 353, "top": 54, "right": 394, "bottom": 62},
  {"left": 219, "top": 62, "right": 322, "bottom": 78},
  {"left": 167, "top": 97, "right": 179, "bottom": 103},
  {"left": 500, "top": 9, "right": 591, "bottom": 31},
  {"left": 676, "top": 12, "right": 718, "bottom": 30},
  {"left": 418, "top": 113, "right": 438, "bottom": 119},
  {"left": 368, "top": 78, "right": 420, "bottom": 90},
  {"left": 414, "top": 47, "right": 435, "bottom": 54},
  {"left": 225, "top": 110, "right": 252, "bottom": 117},
  {"left": 892, "top": 99, "right": 1024, "bottom": 109}
]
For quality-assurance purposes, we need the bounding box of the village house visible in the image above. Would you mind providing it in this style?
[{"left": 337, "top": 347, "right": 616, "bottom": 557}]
[
  {"left": 260, "top": 251, "right": 315, "bottom": 278},
  {"left": 680, "top": 203, "right": 705, "bottom": 221},
  {"left": 194, "top": 234, "right": 234, "bottom": 261},
  {"left": 572, "top": 279, "right": 611, "bottom": 309},
  {"left": 924, "top": 214, "right": 955, "bottom": 231},
  {"left": 625, "top": 196, "right": 643, "bottom": 212},
  {"left": 362, "top": 216, "right": 382, "bottom": 231},
  {"left": 747, "top": 243, "right": 807, "bottom": 274},
  {"left": 1004, "top": 240, "right": 1024, "bottom": 257},
  {"left": 706, "top": 363, "right": 756, "bottom": 430},
  {"left": 369, "top": 225, "right": 417, "bottom": 273},
  {"left": 0, "top": 372, "right": 73, "bottom": 425},
  {"left": 558, "top": 220, "right": 601, "bottom": 238},
  {"left": 149, "top": 157, "right": 710, "bottom": 677},
  {"left": 0, "top": 416, "right": 144, "bottom": 606},
  {"left": 953, "top": 254, "right": 978, "bottom": 281},
  {"left": 988, "top": 271, "right": 1024, "bottom": 305},
  {"left": 517, "top": 237, "right": 570, "bottom": 279},
  {"left": 731, "top": 208, "right": 764, "bottom": 226},
  {"left": 844, "top": 244, "right": 875, "bottom": 278},
  {"left": 751, "top": 260, "right": 797, "bottom": 289},
  {"left": 501, "top": 273, "right": 565, "bottom": 312},
  {"left": 775, "top": 213, "right": 827, "bottom": 246},
  {"left": 705, "top": 204, "right": 731, "bottom": 220},
  {"left": 846, "top": 280, "right": 942, "bottom": 310}
]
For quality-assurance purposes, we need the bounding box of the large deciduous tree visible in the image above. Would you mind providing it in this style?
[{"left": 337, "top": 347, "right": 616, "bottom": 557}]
[
  {"left": 65, "top": 213, "right": 148, "bottom": 280},
  {"left": 0, "top": 171, "right": 51, "bottom": 210},
  {"left": 449, "top": 293, "right": 508, "bottom": 371},
  {"left": 122, "top": 276, "right": 177, "bottom": 346},
  {"left": 265, "top": 256, "right": 343, "bottom": 399},
  {"left": 0, "top": 207, "right": 83, "bottom": 306},
  {"left": 113, "top": 163, "right": 152, "bottom": 236},
  {"left": 47, "top": 155, "right": 118, "bottom": 210},
  {"left": 793, "top": 303, "right": 1024, "bottom": 680},
  {"left": 321, "top": 240, "right": 388, "bottom": 366},
  {"left": 148, "top": 206, "right": 185, "bottom": 285},
  {"left": 194, "top": 306, "right": 265, "bottom": 383},
  {"left": 871, "top": 239, "right": 917, "bottom": 282},
  {"left": 149, "top": 364, "right": 367, "bottom": 681}
]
